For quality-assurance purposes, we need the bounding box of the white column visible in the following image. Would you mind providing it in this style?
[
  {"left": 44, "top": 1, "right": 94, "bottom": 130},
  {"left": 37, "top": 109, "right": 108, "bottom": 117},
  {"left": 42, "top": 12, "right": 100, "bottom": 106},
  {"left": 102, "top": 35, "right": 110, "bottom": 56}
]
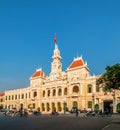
[
  {"left": 113, "top": 96, "right": 117, "bottom": 113},
  {"left": 56, "top": 88, "right": 58, "bottom": 97},
  {"left": 93, "top": 83, "right": 96, "bottom": 93},
  {"left": 80, "top": 85, "right": 82, "bottom": 95},
  {"left": 99, "top": 99, "right": 103, "bottom": 111},
  {"left": 115, "top": 97, "right": 118, "bottom": 109},
  {"left": 94, "top": 98, "right": 96, "bottom": 105},
  {"left": 82, "top": 100, "right": 85, "bottom": 109},
  {"left": 62, "top": 88, "right": 64, "bottom": 97}
]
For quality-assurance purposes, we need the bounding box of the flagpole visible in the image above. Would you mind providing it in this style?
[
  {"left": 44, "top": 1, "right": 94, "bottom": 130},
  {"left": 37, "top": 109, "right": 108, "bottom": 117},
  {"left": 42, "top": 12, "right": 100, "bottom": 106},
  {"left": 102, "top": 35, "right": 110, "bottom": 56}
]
[{"left": 54, "top": 33, "right": 58, "bottom": 49}]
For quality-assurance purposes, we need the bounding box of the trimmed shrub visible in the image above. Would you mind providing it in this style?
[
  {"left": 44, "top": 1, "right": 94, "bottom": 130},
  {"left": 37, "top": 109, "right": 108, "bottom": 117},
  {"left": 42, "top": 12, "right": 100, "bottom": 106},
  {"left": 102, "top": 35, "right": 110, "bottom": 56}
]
[
  {"left": 116, "top": 103, "right": 120, "bottom": 113},
  {"left": 94, "top": 104, "right": 99, "bottom": 112}
]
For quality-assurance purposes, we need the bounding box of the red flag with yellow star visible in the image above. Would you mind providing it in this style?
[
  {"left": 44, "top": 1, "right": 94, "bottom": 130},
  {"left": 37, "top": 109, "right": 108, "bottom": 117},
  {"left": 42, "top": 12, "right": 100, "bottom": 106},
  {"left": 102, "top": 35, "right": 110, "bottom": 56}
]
[{"left": 54, "top": 34, "right": 56, "bottom": 43}]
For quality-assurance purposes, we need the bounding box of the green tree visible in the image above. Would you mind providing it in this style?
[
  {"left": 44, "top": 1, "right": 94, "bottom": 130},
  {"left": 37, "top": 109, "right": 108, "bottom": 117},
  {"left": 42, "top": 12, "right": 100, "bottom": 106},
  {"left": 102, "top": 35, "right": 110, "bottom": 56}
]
[
  {"left": 116, "top": 103, "right": 120, "bottom": 113},
  {"left": 0, "top": 105, "right": 3, "bottom": 109},
  {"left": 37, "top": 107, "right": 40, "bottom": 112},
  {"left": 94, "top": 104, "right": 99, "bottom": 113},
  {"left": 97, "top": 63, "right": 120, "bottom": 91}
]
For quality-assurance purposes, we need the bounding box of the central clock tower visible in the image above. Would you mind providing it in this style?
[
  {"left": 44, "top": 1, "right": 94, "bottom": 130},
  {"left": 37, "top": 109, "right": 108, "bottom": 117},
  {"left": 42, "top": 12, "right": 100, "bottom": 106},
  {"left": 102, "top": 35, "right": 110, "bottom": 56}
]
[{"left": 50, "top": 42, "right": 62, "bottom": 80}]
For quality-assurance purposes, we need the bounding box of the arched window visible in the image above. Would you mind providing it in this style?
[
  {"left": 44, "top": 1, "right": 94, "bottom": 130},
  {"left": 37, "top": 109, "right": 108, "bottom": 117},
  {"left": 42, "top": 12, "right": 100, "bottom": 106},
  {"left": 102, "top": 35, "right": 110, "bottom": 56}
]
[
  {"left": 33, "top": 103, "right": 35, "bottom": 109},
  {"left": 42, "top": 103, "right": 45, "bottom": 111},
  {"left": 64, "top": 88, "right": 67, "bottom": 95},
  {"left": 26, "top": 93, "right": 27, "bottom": 98},
  {"left": 88, "top": 84, "right": 92, "bottom": 93},
  {"left": 8, "top": 105, "right": 10, "bottom": 109},
  {"left": 19, "top": 94, "right": 20, "bottom": 99},
  {"left": 43, "top": 90, "right": 45, "bottom": 97},
  {"left": 9, "top": 95, "right": 11, "bottom": 100},
  {"left": 73, "top": 101, "right": 78, "bottom": 109},
  {"left": 33, "top": 91, "right": 37, "bottom": 97},
  {"left": 52, "top": 102, "right": 55, "bottom": 111},
  {"left": 46, "top": 103, "right": 50, "bottom": 111},
  {"left": 20, "top": 104, "right": 23, "bottom": 109},
  {"left": 12, "top": 95, "right": 14, "bottom": 100},
  {"left": 57, "top": 102, "right": 62, "bottom": 111},
  {"left": 96, "top": 85, "right": 100, "bottom": 92},
  {"left": 15, "top": 95, "right": 17, "bottom": 100},
  {"left": 63, "top": 102, "right": 68, "bottom": 111},
  {"left": 21, "top": 94, "right": 24, "bottom": 99},
  {"left": 53, "top": 89, "right": 56, "bottom": 96},
  {"left": 6, "top": 96, "right": 7, "bottom": 101},
  {"left": 48, "top": 90, "right": 50, "bottom": 97},
  {"left": 73, "top": 86, "right": 79, "bottom": 93},
  {"left": 58, "top": 88, "right": 62, "bottom": 96}
]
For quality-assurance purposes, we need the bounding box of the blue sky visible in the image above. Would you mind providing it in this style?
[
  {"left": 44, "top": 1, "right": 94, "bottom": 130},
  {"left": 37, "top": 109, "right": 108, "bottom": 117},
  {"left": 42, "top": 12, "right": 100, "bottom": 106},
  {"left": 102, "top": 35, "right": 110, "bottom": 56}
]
[{"left": 0, "top": 0, "right": 120, "bottom": 92}]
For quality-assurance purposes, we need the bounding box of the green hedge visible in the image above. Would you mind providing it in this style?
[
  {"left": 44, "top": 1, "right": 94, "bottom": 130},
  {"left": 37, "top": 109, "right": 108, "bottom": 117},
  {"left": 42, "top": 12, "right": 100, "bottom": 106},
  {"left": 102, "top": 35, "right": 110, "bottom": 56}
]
[
  {"left": 94, "top": 104, "right": 99, "bottom": 112},
  {"left": 116, "top": 103, "right": 120, "bottom": 113}
]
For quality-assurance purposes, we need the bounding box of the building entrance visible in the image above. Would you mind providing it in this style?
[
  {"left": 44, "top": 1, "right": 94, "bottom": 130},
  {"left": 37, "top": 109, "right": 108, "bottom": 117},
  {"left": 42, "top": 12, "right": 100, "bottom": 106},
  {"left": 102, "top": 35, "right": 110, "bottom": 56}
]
[
  {"left": 103, "top": 100, "right": 113, "bottom": 113},
  {"left": 73, "top": 101, "right": 78, "bottom": 109},
  {"left": 20, "top": 103, "right": 23, "bottom": 109}
]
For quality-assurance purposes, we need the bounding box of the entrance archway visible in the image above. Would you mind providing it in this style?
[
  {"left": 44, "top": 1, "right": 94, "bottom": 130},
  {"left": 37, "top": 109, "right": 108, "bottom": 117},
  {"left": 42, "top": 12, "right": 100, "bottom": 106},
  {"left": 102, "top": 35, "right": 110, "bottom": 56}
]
[
  {"left": 103, "top": 100, "right": 113, "bottom": 113},
  {"left": 20, "top": 103, "right": 23, "bottom": 109},
  {"left": 73, "top": 101, "right": 78, "bottom": 109}
]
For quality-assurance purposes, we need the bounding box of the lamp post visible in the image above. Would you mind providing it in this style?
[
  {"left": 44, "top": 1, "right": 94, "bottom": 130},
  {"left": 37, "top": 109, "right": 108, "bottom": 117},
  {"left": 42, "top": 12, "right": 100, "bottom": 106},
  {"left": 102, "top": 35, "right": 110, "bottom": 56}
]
[
  {"left": 112, "top": 89, "right": 116, "bottom": 113},
  {"left": 92, "top": 94, "right": 95, "bottom": 111},
  {"left": 64, "top": 101, "right": 66, "bottom": 114}
]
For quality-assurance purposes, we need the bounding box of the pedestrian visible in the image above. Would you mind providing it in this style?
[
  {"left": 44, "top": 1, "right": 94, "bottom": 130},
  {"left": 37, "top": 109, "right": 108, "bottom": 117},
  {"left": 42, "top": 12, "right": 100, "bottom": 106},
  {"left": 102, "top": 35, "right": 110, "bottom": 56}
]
[
  {"left": 75, "top": 108, "right": 78, "bottom": 116},
  {"left": 19, "top": 107, "right": 23, "bottom": 117},
  {"left": 4, "top": 110, "right": 6, "bottom": 116},
  {"left": 105, "top": 108, "right": 109, "bottom": 115},
  {"left": 83, "top": 108, "right": 86, "bottom": 117}
]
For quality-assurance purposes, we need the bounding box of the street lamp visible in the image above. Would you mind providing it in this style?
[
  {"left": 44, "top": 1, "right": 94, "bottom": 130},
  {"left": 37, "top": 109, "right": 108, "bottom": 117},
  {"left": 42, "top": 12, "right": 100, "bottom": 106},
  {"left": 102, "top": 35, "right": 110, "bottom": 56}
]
[
  {"left": 92, "top": 94, "right": 95, "bottom": 111},
  {"left": 111, "top": 89, "right": 116, "bottom": 113},
  {"left": 64, "top": 101, "right": 66, "bottom": 114}
]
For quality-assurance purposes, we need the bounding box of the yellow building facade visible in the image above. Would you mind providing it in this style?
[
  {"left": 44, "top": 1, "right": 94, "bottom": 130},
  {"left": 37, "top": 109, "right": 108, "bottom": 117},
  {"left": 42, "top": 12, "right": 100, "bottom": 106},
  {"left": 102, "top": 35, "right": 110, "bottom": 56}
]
[
  {"left": 0, "top": 93, "right": 4, "bottom": 109},
  {"left": 0, "top": 43, "right": 120, "bottom": 113}
]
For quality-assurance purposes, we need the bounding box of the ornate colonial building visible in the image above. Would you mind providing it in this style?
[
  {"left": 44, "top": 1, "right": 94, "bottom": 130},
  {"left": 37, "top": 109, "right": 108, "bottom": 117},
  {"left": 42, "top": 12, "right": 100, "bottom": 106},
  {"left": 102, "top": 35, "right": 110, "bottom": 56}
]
[
  {"left": 0, "top": 40, "right": 120, "bottom": 113},
  {"left": 0, "top": 93, "right": 4, "bottom": 108}
]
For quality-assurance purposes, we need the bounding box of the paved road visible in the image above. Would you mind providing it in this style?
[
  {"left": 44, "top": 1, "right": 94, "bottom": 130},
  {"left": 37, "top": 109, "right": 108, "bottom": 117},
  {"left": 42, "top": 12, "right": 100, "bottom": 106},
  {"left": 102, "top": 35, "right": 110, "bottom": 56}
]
[{"left": 0, "top": 113, "right": 116, "bottom": 130}]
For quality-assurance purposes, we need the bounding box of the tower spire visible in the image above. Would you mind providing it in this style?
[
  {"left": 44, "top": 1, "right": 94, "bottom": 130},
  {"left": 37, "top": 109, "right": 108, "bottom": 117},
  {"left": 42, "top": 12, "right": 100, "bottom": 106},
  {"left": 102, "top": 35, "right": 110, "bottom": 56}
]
[
  {"left": 54, "top": 33, "right": 58, "bottom": 49},
  {"left": 50, "top": 34, "right": 62, "bottom": 77}
]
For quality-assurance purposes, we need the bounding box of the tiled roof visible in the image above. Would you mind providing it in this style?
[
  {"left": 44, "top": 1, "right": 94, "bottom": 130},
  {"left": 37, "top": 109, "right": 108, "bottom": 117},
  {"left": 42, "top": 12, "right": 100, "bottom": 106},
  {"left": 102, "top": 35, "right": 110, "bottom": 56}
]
[
  {"left": 32, "top": 69, "right": 45, "bottom": 78},
  {"left": 68, "top": 57, "right": 84, "bottom": 69},
  {"left": 0, "top": 93, "right": 5, "bottom": 96}
]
